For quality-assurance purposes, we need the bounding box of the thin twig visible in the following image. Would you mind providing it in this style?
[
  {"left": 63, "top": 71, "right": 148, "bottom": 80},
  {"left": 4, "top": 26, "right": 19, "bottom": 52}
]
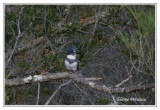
[
  {"left": 57, "top": 41, "right": 72, "bottom": 53},
  {"left": 24, "top": 63, "right": 43, "bottom": 75},
  {"left": 78, "top": 8, "right": 109, "bottom": 31},
  {"left": 93, "top": 43, "right": 108, "bottom": 56},
  {"left": 6, "top": 36, "right": 47, "bottom": 59},
  {"left": 36, "top": 82, "right": 40, "bottom": 105},
  {"left": 45, "top": 79, "right": 72, "bottom": 105},
  {"left": 9, "top": 22, "right": 16, "bottom": 38},
  {"left": 129, "top": 51, "right": 153, "bottom": 77},
  {"left": 73, "top": 83, "right": 94, "bottom": 104},
  {"left": 63, "top": 5, "right": 72, "bottom": 23},
  {"left": 91, "top": 5, "right": 102, "bottom": 36},
  {"left": 7, "top": 7, "right": 24, "bottom": 65},
  {"left": 111, "top": 94, "right": 118, "bottom": 105},
  {"left": 115, "top": 75, "right": 133, "bottom": 88}
]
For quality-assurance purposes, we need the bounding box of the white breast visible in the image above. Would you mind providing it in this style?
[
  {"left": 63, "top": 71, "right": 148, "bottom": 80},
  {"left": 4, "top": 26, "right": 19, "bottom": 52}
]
[
  {"left": 67, "top": 55, "right": 76, "bottom": 59},
  {"left": 65, "top": 59, "right": 77, "bottom": 71}
]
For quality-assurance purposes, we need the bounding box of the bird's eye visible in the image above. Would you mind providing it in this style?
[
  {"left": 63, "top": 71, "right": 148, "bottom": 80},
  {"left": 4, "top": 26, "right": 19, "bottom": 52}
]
[{"left": 72, "top": 51, "right": 76, "bottom": 53}]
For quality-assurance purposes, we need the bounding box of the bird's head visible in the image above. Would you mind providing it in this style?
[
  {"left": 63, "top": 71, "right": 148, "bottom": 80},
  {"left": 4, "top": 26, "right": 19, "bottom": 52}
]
[{"left": 68, "top": 45, "right": 77, "bottom": 56}]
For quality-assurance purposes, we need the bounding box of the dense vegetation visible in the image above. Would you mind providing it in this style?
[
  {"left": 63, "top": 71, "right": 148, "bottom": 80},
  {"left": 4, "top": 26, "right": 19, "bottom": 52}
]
[{"left": 5, "top": 5, "right": 155, "bottom": 105}]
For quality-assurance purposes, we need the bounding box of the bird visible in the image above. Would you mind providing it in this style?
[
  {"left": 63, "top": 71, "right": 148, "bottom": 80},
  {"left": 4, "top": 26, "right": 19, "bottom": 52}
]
[{"left": 65, "top": 45, "right": 79, "bottom": 73}]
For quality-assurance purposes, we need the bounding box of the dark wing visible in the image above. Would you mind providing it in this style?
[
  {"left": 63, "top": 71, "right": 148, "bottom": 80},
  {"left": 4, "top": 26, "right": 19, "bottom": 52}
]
[{"left": 76, "top": 59, "right": 79, "bottom": 70}]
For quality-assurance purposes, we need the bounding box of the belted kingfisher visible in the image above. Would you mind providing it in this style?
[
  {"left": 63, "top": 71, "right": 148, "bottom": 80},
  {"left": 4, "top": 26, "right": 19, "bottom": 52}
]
[{"left": 65, "top": 45, "right": 79, "bottom": 73}]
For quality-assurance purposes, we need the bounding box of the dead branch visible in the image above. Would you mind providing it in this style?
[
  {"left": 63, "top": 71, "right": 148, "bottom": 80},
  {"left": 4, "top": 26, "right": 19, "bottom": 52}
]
[
  {"left": 115, "top": 74, "right": 133, "bottom": 87},
  {"left": 5, "top": 72, "right": 101, "bottom": 87},
  {"left": 36, "top": 82, "right": 40, "bottom": 105},
  {"left": 5, "top": 72, "right": 68, "bottom": 87},
  {"left": 15, "top": 36, "right": 47, "bottom": 54},
  {"left": 6, "top": 36, "right": 47, "bottom": 58},
  {"left": 5, "top": 72, "right": 154, "bottom": 94},
  {"left": 67, "top": 74, "right": 154, "bottom": 94},
  {"left": 79, "top": 8, "right": 109, "bottom": 31},
  {"left": 7, "top": 7, "right": 24, "bottom": 64},
  {"left": 92, "top": 5, "right": 102, "bottom": 36},
  {"left": 63, "top": 5, "right": 72, "bottom": 23},
  {"left": 45, "top": 79, "right": 72, "bottom": 105}
]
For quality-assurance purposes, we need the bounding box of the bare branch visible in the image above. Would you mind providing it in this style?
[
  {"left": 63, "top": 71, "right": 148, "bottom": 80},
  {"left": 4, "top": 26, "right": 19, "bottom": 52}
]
[
  {"left": 6, "top": 36, "right": 47, "bottom": 58},
  {"left": 85, "top": 77, "right": 102, "bottom": 81},
  {"left": 63, "top": 5, "right": 72, "bottom": 23},
  {"left": 36, "top": 82, "right": 40, "bottom": 105},
  {"left": 115, "top": 75, "right": 133, "bottom": 87},
  {"left": 67, "top": 74, "right": 154, "bottom": 94},
  {"left": 5, "top": 72, "right": 101, "bottom": 87},
  {"left": 5, "top": 72, "right": 69, "bottom": 87},
  {"left": 7, "top": 7, "right": 24, "bottom": 64},
  {"left": 92, "top": 5, "right": 102, "bottom": 36},
  {"left": 111, "top": 94, "right": 118, "bottom": 105},
  {"left": 79, "top": 8, "right": 109, "bottom": 31},
  {"left": 5, "top": 72, "right": 154, "bottom": 94},
  {"left": 45, "top": 79, "right": 72, "bottom": 105}
]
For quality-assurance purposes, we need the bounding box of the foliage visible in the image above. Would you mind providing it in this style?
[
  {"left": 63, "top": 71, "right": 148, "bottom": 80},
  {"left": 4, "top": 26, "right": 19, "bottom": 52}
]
[
  {"left": 117, "top": 6, "right": 155, "bottom": 77},
  {"left": 5, "top": 5, "right": 155, "bottom": 105}
]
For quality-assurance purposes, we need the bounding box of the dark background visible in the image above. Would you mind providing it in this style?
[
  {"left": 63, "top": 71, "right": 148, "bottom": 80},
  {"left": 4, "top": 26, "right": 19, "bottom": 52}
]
[{"left": 5, "top": 5, "right": 155, "bottom": 105}]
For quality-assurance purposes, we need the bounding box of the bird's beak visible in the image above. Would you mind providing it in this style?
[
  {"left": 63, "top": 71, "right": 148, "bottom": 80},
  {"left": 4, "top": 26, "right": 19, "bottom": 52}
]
[{"left": 73, "top": 51, "right": 76, "bottom": 55}]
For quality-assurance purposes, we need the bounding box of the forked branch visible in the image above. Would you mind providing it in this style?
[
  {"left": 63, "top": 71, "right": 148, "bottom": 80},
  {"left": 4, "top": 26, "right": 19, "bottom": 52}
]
[{"left": 5, "top": 72, "right": 154, "bottom": 94}]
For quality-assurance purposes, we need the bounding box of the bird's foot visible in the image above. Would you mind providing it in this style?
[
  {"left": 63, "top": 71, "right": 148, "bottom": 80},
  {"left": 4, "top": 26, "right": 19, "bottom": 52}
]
[{"left": 67, "top": 70, "right": 72, "bottom": 74}]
